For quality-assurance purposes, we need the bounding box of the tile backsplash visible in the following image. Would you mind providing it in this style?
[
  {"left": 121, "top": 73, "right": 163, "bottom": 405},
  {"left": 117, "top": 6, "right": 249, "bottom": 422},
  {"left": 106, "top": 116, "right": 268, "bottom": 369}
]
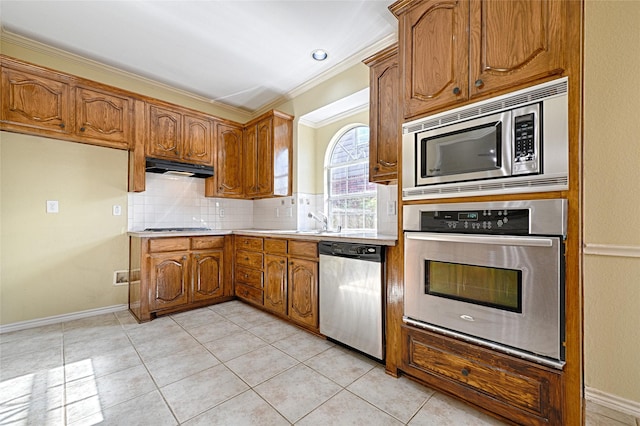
[{"left": 128, "top": 173, "right": 397, "bottom": 236}]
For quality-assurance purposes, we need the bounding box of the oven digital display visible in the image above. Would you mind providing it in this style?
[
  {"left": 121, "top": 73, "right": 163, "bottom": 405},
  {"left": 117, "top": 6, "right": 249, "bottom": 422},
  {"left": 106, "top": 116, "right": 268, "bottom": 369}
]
[
  {"left": 458, "top": 212, "right": 478, "bottom": 221},
  {"left": 425, "top": 260, "right": 522, "bottom": 313}
]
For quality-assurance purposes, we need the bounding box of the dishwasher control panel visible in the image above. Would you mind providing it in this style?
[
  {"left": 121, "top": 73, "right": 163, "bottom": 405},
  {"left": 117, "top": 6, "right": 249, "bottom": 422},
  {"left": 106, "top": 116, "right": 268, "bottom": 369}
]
[{"left": 319, "top": 242, "right": 384, "bottom": 262}]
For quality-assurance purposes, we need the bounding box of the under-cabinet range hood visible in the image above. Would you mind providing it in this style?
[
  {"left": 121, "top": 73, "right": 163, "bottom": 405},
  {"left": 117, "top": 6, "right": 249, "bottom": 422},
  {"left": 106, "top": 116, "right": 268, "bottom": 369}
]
[{"left": 145, "top": 158, "right": 214, "bottom": 178}]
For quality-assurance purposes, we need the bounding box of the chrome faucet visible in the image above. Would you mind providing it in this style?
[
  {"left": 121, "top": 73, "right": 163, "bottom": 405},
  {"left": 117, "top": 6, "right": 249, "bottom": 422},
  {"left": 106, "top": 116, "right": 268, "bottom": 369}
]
[
  {"left": 308, "top": 211, "right": 341, "bottom": 233},
  {"left": 308, "top": 211, "right": 328, "bottom": 231}
]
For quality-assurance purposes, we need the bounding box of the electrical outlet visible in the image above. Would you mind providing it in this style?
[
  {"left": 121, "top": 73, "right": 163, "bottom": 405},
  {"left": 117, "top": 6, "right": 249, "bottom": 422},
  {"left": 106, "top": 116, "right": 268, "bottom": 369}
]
[
  {"left": 386, "top": 201, "right": 397, "bottom": 216},
  {"left": 219, "top": 208, "right": 225, "bottom": 218},
  {"left": 112, "top": 205, "right": 122, "bottom": 216},
  {"left": 46, "top": 200, "right": 59, "bottom": 213}
]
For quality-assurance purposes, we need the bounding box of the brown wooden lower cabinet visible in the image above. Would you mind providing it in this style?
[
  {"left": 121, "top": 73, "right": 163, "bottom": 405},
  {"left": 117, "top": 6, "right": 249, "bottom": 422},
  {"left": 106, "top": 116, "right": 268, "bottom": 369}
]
[
  {"left": 401, "top": 325, "right": 563, "bottom": 425},
  {"left": 129, "top": 235, "right": 233, "bottom": 322},
  {"left": 234, "top": 236, "right": 319, "bottom": 332}
]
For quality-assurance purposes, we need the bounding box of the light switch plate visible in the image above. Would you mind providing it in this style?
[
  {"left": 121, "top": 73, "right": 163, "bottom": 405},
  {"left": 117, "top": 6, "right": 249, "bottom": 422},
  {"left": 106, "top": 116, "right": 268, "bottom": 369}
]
[
  {"left": 46, "top": 200, "right": 59, "bottom": 213},
  {"left": 112, "top": 205, "right": 122, "bottom": 216}
]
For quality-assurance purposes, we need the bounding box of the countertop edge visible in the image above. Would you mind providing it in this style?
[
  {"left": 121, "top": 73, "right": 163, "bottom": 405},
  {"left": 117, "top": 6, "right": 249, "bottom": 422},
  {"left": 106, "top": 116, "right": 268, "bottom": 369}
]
[{"left": 128, "top": 229, "right": 397, "bottom": 246}]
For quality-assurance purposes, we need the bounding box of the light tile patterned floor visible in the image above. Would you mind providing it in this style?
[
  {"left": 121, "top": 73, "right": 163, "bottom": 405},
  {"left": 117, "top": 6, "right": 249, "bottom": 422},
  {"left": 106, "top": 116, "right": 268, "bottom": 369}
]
[{"left": 0, "top": 301, "right": 636, "bottom": 425}]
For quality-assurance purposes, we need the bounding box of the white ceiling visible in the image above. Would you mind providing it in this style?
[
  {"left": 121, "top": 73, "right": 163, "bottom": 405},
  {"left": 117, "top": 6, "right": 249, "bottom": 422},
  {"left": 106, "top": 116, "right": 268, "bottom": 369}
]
[{"left": 1, "top": 1, "right": 397, "bottom": 114}]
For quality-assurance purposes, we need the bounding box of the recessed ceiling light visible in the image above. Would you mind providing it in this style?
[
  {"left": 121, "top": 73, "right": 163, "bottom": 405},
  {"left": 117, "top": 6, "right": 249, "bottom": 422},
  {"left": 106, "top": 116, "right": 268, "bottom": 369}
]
[{"left": 311, "top": 49, "right": 328, "bottom": 61}]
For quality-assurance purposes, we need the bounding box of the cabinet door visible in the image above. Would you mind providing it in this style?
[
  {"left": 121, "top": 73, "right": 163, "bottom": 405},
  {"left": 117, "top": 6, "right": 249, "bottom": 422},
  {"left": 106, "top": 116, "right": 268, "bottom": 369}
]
[
  {"left": 368, "top": 46, "right": 399, "bottom": 183},
  {"left": 212, "top": 122, "right": 244, "bottom": 197},
  {"left": 75, "top": 86, "right": 131, "bottom": 148},
  {"left": 183, "top": 113, "right": 213, "bottom": 165},
  {"left": 148, "top": 104, "right": 182, "bottom": 160},
  {"left": 254, "top": 117, "right": 274, "bottom": 196},
  {"left": 288, "top": 258, "right": 318, "bottom": 329},
  {"left": 264, "top": 254, "right": 287, "bottom": 316},
  {"left": 149, "top": 252, "right": 189, "bottom": 311},
  {"left": 399, "top": 0, "right": 469, "bottom": 119},
  {"left": 191, "top": 251, "right": 224, "bottom": 302},
  {"left": 469, "top": 0, "right": 564, "bottom": 99},
  {"left": 1, "top": 63, "right": 71, "bottom": 135},
  {"left": 243, "top": 124, "right": 259, "bottom": 196}
]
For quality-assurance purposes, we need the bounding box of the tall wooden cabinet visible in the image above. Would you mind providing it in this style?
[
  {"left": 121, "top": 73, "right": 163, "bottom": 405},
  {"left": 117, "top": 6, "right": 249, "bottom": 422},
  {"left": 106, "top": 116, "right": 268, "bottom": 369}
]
[
  {"left": 391, "top": 0, "right": 566, "bottom": 120},
  {"left": 364, "top": 44, "right": 400, "bottom": 184}
]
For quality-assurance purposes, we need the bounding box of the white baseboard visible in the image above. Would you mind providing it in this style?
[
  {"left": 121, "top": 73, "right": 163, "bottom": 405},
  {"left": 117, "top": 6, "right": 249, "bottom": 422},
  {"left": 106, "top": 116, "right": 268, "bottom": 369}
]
[
  {"left": 585, "top": 386, "right": 640, "bottom": 418},
  {"left": 0, "top": 304, "right": 129, "bottom": 334}
]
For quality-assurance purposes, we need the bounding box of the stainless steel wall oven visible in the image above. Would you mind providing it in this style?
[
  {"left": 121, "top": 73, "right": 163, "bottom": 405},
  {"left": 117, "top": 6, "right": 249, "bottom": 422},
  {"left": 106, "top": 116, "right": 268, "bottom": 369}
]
[{"left": 403, "top": 199, "right": 567, "bottom": 369}]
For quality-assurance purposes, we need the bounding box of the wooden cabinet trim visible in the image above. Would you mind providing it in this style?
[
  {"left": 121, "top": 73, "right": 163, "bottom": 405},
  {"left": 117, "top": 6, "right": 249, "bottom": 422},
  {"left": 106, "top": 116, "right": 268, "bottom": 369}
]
[{"left": 148, "top": 237, "right": 191, "bottom": 253}]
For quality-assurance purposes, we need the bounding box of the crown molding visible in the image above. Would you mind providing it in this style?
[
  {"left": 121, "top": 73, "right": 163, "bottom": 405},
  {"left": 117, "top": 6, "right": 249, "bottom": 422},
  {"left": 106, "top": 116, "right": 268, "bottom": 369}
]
[{"left": 0, "top": 29, "right": 253, "bottom": 122}]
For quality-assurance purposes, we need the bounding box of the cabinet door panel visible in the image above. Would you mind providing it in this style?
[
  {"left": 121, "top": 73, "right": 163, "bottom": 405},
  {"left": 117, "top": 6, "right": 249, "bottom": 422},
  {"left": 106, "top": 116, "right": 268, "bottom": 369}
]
[
  {"left": 183, "top": 114, "right": 213, "bottom": 165},
  {"left": 75, "top": 86, "right": 131, "bottom": 147},
  {"left": 469, "top": 0, "right": 564, "bottom": 98},
  {"left": 213, "top": 122, "right": 244, "bottom": 197},
  {"left": 401, "top": 0, "right": 469, "bottom": 118},
  {"left": 148, "top": 105, "right": 182, "bottom": 160},
  {"left": 264, "top": 254, "right": 287, "bottom": 315},
  {"left": 1, "top": 65, "right": 71, "bottom": 134},
  {"left": 191, "top": 251, "right": 224, "bottom": 302},
  {"left": 149, "top": 253, "right": 189, "bottom": 310},
  {"left": 255, "top": 118, "right": 274, "bottom": 196},
  {"left": 288, "top": 258, "right": 318, "bottom": 329}
]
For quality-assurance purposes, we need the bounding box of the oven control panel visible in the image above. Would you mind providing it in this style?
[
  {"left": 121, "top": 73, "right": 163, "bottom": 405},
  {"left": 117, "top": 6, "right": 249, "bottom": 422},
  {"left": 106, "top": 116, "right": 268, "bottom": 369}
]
[{"left": 420, "top": 208, "right": 530, "bottom": 235}]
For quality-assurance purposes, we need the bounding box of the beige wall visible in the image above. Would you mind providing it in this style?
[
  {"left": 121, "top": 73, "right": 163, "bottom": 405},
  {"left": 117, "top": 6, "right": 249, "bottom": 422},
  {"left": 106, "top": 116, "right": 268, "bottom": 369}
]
[
  {"left": 583, "top": 0, "right": 640, "bottom": 403},
  {"left": 1, "top": 134, "right": 129, "bottom": 324}
]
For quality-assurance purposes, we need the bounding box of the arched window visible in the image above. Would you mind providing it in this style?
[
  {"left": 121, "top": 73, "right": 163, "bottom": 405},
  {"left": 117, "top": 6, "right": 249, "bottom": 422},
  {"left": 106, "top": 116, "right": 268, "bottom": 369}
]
[{"left": 325, "top": 125, "right": 377, "bottom": 231}]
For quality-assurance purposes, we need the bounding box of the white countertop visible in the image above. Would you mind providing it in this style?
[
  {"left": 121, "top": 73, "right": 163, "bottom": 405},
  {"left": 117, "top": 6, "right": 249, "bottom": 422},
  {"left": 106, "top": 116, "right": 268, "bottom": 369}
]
[{"left": 128, "top": 229, "right": 397, "bottom": 246}]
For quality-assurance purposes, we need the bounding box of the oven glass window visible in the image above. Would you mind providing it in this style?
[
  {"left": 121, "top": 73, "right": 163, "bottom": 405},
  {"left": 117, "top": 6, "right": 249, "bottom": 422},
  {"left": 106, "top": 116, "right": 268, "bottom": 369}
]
[{"left": 425, "top": 260, "right": 522, "bottom": 312}]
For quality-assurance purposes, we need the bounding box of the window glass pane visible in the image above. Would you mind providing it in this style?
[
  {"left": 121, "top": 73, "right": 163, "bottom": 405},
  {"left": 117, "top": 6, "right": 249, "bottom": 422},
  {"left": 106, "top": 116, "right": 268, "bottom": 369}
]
[{"left": 326, "top": 126, "right": 376, "bottom": 231}]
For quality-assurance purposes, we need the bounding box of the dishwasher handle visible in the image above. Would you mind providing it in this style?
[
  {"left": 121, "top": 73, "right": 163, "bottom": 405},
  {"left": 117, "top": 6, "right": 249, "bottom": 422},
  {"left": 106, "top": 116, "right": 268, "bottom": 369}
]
[{"left": 319, "top": 242, "right": 385, "bottom": 263}]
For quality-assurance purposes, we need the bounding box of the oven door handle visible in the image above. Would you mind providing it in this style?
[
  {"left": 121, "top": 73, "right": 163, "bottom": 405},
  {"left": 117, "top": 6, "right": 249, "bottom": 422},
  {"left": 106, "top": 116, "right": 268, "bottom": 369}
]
[{"left": 405, "top": 233, "right": 554, "bottom": 247}]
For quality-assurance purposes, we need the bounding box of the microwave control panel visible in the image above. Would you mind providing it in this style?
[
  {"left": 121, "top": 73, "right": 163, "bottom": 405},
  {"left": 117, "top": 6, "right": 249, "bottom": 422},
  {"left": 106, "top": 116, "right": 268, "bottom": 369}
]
[
  {"left": 512, "top": 112, "right": 538, "bottom": 175},
  {"left": 420, "top": 208, "right": 530, "bottom": 235}
]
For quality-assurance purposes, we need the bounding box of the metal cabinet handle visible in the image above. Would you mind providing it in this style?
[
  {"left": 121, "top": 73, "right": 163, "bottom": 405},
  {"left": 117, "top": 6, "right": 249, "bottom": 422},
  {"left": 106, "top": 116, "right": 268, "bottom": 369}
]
[
  {"left": 461, "top": 368, "right": 470, "bottom": 377},
  {"left": 474, "top": 79, "right": 484, "bottom": 88},
  {"left": 80, "top": 127, "right": 86, "bottom": 132},
  {"left": 182, "top": 255, "right": 187, "bottom": 260},
  {"left": 453, "top": 86, "right": 461, "bottom": 95},
  {"left": 59, "top": 123, "right": 66, "bottom": 129}
]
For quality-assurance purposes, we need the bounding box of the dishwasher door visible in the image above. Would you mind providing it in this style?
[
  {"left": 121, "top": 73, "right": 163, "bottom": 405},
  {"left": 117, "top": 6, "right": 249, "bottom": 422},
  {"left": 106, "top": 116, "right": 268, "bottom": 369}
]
[{"left": 319, "top": 243, "right": 384, "bottom": 360}]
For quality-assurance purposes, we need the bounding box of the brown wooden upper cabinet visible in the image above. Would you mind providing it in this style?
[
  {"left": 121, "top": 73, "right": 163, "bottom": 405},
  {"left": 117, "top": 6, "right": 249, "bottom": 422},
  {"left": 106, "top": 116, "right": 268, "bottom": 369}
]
[
  {"left": 1, "top": 56, "right": 134, "bottom": 150},
  {"left": 146, "top": 102, "right": 213, "bottom": 166},
  {"left": 206, "top": 121, "right": 245, "bottom": 198},
  {"left": 390, "top": 0, "right": 566, "bottom": 120},
  {"left": 243, "top": 110, "right": 293, "bottom": 199},
  {"left": 364, "top": 44, "right": 399, "bottom": 184}
]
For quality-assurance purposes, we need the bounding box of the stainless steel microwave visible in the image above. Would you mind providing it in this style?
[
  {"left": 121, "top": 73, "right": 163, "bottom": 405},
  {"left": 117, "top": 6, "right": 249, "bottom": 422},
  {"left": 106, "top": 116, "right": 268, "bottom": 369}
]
[{"left": 402, "top": 78, "right": 569, "bottom": 200}]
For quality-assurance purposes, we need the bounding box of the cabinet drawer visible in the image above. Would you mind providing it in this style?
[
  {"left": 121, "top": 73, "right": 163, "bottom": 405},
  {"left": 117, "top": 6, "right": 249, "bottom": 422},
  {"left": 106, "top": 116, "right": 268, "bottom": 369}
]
[
  {"left": 149, "top": 237, "right": 190, "bottom": 253},
  {"left": 236, "top": 236, "right": 263, "bottom": 251},
  {"left": 288, "top": 240, "right": 318, "bottom": 259},
  {"left": 236, "top": 250, "right": 263, "bottom": 269},
  {"left": 264, "top": 238, "right": 287, "bottom": 254},
  {"left": 236, "top": 266, "right": 263, "bottom": 289},
  {"left": 191, "top": 236, "right": 225, "bottom": 250},
  {"left": 235, "top": 283, "right": 263, "bottom": 305},
  {"left": 401, "top": 325, "right": 560, "bottom": 422}
]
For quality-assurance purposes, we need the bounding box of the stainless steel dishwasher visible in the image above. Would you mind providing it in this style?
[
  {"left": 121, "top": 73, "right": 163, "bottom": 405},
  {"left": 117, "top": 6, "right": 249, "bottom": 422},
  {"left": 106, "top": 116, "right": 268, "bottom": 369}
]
[{"left": 319, "top": 241, "right": 385, "bottom": 360}]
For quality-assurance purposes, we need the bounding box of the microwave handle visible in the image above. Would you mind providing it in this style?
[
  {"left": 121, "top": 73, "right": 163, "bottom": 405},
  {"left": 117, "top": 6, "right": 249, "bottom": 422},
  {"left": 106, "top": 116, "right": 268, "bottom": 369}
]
[{"left": 405, "top": 232, "right": 554, "bottom": 248}]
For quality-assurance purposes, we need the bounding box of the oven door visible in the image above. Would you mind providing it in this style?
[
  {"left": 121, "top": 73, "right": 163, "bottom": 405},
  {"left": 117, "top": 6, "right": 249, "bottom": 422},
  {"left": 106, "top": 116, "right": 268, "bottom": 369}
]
[{"left": 404, "top": 232, "right": 564, "bottom": 365}]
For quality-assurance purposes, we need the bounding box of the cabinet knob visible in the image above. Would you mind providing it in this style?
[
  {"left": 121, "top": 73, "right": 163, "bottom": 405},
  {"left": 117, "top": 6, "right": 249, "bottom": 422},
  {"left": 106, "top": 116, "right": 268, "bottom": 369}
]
[
  {"left": 195, "top": 254, "right": 200, "bottom": 260},
  {"left": 461, "top": 368, "right": 470, "bottom": 377},
  {"left": 245, "top": 257, "right": 249, "bottom": 261},
  {"left": 174, "top": 150, "right": 179, "bottom": 155},
  {"left": 474, "top": 79, "right": 484, "bottom": 88},
  {"left": 452, "top": 86, "right": 461, "bottom": 95},
  {"left": 80, "top": 127, "right": 86, "bottom": 132},
  {"left": 374, "top": 166, "right": 380, "bottom": 171},
  {"left": 244, "top": 273, "right": 249, "bottom": 279},
  {"left": 186, "top": 152, "right": 192, "bottom": 157},
  {"left": 59, "top": 123, "right": 65, "bottom": 129},
  {"left": 182, "top": 255, "right": 187, "bottom": 260}
]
